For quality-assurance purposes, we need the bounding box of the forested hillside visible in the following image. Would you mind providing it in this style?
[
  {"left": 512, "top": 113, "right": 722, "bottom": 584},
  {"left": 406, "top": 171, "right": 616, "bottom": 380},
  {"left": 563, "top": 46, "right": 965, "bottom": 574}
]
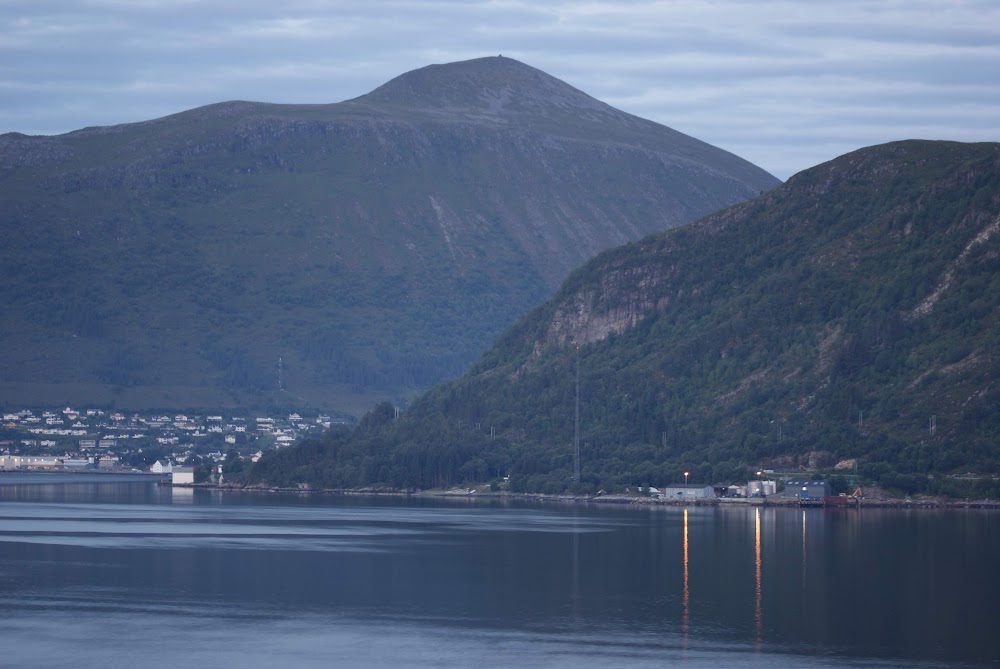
[{"left": 253, "top": 140, "right": 1000, "bottom": 498}]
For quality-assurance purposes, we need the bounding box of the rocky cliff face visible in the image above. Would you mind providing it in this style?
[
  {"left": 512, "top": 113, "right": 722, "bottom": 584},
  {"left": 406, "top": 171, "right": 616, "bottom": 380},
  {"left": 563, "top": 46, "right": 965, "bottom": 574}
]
[{"left": 543, "top": 259, "right": 675, "bottom": 346}]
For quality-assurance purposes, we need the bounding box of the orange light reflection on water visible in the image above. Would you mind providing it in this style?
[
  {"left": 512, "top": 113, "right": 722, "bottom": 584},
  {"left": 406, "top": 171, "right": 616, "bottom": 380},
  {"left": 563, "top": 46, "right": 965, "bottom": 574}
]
[
  {"left": 754, "top": 507, "right": 762, "bottom": 650},
  {"left": 682, "top": 508, "right": 689, "bottom": 648},
  {"left": 801, "top": 509, "right": 807, "bottom": 590}
]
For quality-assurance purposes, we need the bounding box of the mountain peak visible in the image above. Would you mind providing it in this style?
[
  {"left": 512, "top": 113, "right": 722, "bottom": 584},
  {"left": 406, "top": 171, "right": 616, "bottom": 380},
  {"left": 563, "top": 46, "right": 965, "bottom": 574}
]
[{"left": 355, "top": 56, "right": 615, "bottom": 121}]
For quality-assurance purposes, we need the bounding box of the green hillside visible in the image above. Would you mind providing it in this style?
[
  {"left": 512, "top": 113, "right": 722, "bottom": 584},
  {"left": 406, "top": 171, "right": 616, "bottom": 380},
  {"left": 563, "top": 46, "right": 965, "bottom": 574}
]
[
  {"left": 252, "top": 140, "right": 1000, "bottom": 497},
  {"left": 0, "top": 56, "right": 778, "bottom": 413}
]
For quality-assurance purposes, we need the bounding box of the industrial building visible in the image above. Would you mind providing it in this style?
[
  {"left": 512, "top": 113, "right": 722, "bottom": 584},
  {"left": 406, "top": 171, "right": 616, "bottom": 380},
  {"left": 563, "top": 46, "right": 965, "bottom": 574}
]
[
  {"left": 171, "top": 466, "right": 195, "bottom": 485},
  {"left": 747, "top": 480, "right": 777, "bottom": 497},
  {"left": 657, "top": 484, "right": 716, "bottom": 500},
  {"left": 785, "top": 480, "right": 830, "bottom": 501}
]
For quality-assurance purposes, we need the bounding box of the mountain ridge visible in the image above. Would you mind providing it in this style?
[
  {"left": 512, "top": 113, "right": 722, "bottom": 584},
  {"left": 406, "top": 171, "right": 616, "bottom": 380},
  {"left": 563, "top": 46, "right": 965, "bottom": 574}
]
[{"left": 0, "top": 56, "right": 778, "bottom": 413}]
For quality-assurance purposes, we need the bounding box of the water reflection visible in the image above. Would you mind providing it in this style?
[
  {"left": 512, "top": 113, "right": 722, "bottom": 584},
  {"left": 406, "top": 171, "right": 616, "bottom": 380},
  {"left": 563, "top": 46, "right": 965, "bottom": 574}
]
[
  {"left": 0, "top": 476, "right": 997, "bottom": 668},
  {"left": 682, "top": 508, "right": 689, "bottom": 648},
  {"left": 571, "top": 508, "right": 581, "bottom": 620},
  {"left": 801, "top": 509, "right": 807, "bottom": 594},
  {"left": 754, "top": 507, "right": 762, "bottom": 649}
]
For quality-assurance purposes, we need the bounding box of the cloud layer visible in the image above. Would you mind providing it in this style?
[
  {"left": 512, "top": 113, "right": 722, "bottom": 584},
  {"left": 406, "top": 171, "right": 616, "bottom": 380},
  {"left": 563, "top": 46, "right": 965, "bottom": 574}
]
[{"left": 2, "top": 0, "right": 997, "bottom": 179}]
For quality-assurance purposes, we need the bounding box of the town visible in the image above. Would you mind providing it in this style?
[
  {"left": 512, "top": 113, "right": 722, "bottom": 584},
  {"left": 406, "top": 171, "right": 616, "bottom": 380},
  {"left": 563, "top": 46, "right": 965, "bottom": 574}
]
[{"left": 0, "top": 407, "right": 337, "bottom": 473}]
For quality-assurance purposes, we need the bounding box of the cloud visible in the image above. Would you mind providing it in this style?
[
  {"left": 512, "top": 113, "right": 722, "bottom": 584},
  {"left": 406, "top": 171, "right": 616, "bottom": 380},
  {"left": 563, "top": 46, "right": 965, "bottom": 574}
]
[{"left": 1, "top": 0, "right": 998, "bottom": 178}]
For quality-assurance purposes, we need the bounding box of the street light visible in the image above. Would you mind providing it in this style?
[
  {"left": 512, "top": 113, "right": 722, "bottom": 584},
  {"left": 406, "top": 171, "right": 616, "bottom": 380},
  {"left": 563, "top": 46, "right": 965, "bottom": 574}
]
[{"left": 684, "top": 471, "right": 689, "bottom": 484}]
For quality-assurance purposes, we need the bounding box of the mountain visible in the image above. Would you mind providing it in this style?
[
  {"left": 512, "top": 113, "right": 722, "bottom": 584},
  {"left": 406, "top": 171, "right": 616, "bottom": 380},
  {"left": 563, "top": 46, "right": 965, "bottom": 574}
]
[
  {"left": 252, "top": 140, "right": 1000, "bottom": 497},
  {"left": 0, "top": 56, "right": 778, "bottom": 413}
]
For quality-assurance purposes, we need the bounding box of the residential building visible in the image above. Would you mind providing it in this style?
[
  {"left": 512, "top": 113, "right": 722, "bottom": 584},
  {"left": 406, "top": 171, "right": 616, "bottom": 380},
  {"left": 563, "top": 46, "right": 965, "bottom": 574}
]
[{"left": 97, "top": 455, "right": 119, "bottom": 469}]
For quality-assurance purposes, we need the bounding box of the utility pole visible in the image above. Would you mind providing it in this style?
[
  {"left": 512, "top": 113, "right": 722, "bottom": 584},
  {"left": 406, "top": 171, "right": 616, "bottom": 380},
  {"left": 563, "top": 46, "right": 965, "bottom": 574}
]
[{"left": 573, "top": 344, "right": 580, "bottom": 483}]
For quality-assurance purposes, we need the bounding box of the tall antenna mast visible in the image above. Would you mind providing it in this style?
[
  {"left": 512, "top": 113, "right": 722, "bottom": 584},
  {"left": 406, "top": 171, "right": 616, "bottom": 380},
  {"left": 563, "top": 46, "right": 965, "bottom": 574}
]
[
  {"left": 278, "top": 356, "right": 284, "bottom": 392},
  {"left": 573, "top": 344, "right": 580, "bottom": 483}
]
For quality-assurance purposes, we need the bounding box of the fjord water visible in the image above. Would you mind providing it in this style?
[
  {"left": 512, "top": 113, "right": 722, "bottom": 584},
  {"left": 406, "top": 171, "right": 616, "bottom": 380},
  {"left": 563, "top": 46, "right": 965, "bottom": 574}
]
[{"left": 0, "top": 474, "right": 996, "bottom": 668}]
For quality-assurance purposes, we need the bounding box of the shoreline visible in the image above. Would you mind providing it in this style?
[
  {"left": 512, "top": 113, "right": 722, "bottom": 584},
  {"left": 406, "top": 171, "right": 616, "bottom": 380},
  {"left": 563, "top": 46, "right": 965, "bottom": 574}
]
[
  {"left": 4, "top": 470, "right": 994, "bottom": 509},
  {"left": 171, "top": 481, "right": 1000, "bottom": 510}
]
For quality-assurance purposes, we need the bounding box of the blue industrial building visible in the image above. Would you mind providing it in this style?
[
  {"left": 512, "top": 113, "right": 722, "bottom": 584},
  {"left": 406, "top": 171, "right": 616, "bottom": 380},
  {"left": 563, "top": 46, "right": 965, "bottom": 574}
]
[{"left": 786, "top": 480, "right": 830, "bottom": 501}]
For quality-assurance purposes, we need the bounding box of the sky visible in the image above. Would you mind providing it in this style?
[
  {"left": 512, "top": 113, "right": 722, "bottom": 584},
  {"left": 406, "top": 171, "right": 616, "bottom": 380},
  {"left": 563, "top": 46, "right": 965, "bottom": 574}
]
[{"left": 2, "top": 0, "right": 998, "bottom": 180}]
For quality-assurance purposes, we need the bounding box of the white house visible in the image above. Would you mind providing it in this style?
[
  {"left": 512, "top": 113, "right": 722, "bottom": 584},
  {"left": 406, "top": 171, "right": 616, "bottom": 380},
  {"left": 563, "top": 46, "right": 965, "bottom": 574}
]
[
  {"left": 150, "top": 460, "right": 172, "bottom": 474},
  {"left": 172, "top": 466, "right": 195, "bottom": 485}
]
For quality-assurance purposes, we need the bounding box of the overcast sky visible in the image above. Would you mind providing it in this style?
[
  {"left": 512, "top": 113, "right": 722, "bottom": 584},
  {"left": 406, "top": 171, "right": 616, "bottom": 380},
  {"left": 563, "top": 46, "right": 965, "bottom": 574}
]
[{"left": 2, "top": 0, "right": 998, "bottom": 179}]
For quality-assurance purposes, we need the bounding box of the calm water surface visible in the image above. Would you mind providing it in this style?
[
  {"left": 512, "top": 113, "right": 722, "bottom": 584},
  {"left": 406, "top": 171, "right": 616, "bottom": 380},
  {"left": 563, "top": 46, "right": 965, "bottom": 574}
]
[{"left": 0, "top": 473, "right": 996, "bottom": 668}]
